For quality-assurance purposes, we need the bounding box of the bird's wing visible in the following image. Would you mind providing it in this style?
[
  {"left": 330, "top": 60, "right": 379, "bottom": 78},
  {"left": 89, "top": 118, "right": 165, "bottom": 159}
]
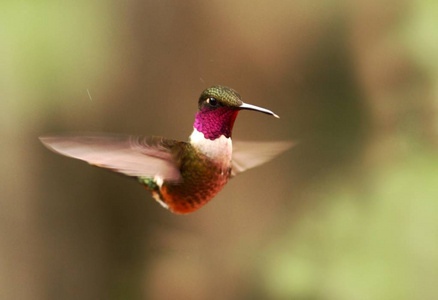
[
  {"left": 39, "top": 134, "right": 182, "bottom": 182},
  {"left": 231, "top": 140, "right": 295, "bottom": 176}
]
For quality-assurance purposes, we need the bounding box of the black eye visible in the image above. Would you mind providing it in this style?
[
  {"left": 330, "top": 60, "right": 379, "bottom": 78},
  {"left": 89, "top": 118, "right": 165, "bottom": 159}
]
[{"left": 208, "top": 97, "right": 218, "bottom": 106}]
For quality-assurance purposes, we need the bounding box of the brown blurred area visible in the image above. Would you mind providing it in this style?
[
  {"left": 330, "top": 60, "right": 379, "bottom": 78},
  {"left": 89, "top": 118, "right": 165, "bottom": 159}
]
[{"left": 1, "top": 1, "right": 437, "bottom": 299}]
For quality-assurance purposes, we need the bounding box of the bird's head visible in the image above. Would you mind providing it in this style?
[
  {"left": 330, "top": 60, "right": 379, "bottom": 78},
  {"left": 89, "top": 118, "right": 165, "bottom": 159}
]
[{"left": 194, "top": 85, "right": 279, "bottom": 140}]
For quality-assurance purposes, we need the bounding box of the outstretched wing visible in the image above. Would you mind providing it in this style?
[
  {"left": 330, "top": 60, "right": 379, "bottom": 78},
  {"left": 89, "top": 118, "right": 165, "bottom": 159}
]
[
  {"left": 231, "top": 140, "right": 295, "bottom": 176},
  {"left": 39, "top": 134, "right": 182, "bottom": 182}
]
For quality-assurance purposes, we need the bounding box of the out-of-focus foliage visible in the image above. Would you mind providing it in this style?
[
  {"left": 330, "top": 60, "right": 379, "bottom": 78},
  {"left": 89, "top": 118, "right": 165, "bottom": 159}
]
[
  {"left": 0, "top": 0, "right": 437, "bottom": 299},
  {"left": 262, "top": 153, "right": 438, "bottom": 300}
]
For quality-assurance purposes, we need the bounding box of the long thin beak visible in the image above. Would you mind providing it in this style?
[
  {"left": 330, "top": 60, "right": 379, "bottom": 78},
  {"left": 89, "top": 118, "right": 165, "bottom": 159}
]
[{"left": 239, "top": 102, "right": 280, "bottom": 118}]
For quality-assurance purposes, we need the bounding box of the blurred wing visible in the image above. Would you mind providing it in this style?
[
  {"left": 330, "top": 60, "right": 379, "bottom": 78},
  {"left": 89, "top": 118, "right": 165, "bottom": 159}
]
[
  {"left": 39, "top": 134, "right": 181, "bottom": 182},
  {"left": 231, "top": 140, "right": 295, "bottom": 176}
]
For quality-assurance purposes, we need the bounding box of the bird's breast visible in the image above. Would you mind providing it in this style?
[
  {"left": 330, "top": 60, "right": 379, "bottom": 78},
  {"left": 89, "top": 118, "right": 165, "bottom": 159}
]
[
  {"left": 160, "top": 156, "right": 231, "bottom": 214},
  {"left": 189, "top": 128, "right": 232, "bottom": 167},
  {"left": 157, "top": 132, "right": 233, "bottom": 214}
]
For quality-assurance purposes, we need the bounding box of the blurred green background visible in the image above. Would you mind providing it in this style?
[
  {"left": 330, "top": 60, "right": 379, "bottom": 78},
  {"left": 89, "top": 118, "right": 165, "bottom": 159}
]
[{"left": 1, "top": 1, "right": 437, "bottom": 299}]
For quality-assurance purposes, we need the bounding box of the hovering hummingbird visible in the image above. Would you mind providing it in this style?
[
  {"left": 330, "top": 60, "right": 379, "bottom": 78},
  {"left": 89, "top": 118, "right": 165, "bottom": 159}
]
[{"left": 40, "top": 86, "right": 293, "bottom": 214}]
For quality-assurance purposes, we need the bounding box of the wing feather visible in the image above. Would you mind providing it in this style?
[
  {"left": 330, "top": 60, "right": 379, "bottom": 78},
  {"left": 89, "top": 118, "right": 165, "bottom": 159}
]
[
  {"left": 39, "top": 134, "right": 181, "bottom": 182},
  {"left": 231, "top": 141, "right": 295, "bottom": 176}
]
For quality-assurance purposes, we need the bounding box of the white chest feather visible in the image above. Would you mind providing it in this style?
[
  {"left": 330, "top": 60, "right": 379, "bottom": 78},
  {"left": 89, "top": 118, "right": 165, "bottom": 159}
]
[{"left": 189, "top": 128, "right": 232, "bottom": 166}]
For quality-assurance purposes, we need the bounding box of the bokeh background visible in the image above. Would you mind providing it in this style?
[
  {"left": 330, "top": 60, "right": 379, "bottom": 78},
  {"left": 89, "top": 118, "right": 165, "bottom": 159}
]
[{"left": 1, "top": 1, "right": 438, "bottom": 299}]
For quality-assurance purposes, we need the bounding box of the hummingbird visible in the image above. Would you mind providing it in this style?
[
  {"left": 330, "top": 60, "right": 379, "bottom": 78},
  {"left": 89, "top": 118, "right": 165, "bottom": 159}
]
[{"left": 40, "top": 86, "right": 293, "bottom": 214}]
